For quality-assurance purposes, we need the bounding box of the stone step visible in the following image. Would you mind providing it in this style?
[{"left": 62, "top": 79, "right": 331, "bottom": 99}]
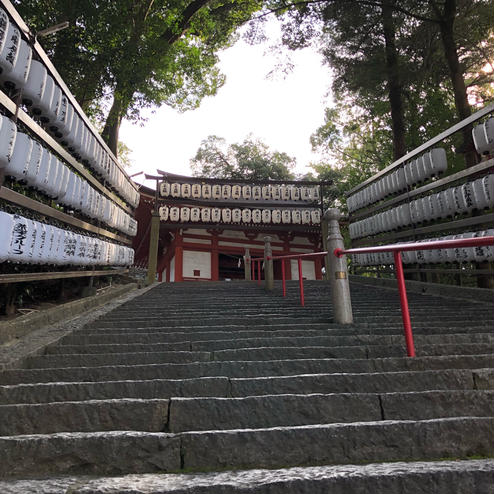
[
  {"left": 47, "top": 332, "right": 493, "bottom": 355},
  {"left": 61, "top": 324, "right": 493, "bottom": 346},
  {"left": 21, "top": 342, "right": 494, "bottom": 370},
  {"left": 1, "top": 368, "right": 491, "bottom": 405},
  {"left": 1, "top": 460, "right": 490, "bottom": 494},
  {"left": 1, "top": 354, "right": 492, "bottom": 385},
  {"left": 88, "top": 311, "right": 491, "bottom": 328},
  {"left": 168, "top": 390, "right": 494, "bottom": 432},
  {"left": 0, "top": 417, "right": 491, "bottom": 477},
  {"left": 88, "top": 315, "right": 331, "bottom": 328},
  {"left": 59, "top": 327, "right": 359, "bottom": 345},
  {"left": 0, "top": 399, "right": 169, "bottom": 435},
  {"left": 2, "top": 390, "right": 492, "bottom": 436}
]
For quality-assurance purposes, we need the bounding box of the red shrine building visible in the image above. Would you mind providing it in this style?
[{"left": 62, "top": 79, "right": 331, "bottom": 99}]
[{"left": 133, "top": 172, "right": 327, "bottom": 282}]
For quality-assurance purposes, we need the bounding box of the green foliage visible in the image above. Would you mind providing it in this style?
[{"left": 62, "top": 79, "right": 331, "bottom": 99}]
[
  {"left": 15, "top": 0, "right": 265, "bottom": 153},
  {"left": 191, "top": 135, "right": 296, "bottom": 180}
]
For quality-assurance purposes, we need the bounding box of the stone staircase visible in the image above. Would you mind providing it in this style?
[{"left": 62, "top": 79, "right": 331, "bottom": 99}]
[{"left": 0, "top": 280, "right": 493, "bottom": 493}]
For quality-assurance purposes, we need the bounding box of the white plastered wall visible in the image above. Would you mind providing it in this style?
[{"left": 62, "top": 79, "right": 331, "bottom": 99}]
[
  {"left": 290, "top": 259, "right": 316, "bottom": 280},
  {"left": 183, "top": 250, "right": 211, "bottom": 279}
]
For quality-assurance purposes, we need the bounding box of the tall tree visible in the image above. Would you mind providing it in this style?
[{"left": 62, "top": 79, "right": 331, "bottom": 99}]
[
  {"left": 259, "top": 0, "right": 493, "bottom": 165},
  {"left": 15, "top": 0, "right": 264, "bottom": 155},
  {"left": 191, "top": 135, "right": 296, "bottom": 180}
]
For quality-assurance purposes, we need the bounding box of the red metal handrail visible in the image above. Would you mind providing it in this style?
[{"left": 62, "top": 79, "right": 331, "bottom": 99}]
[
  {"left": 334, "top": 236, "right": 494, "bottom": 357},
  {"left": 248, "top": 236, "right": 494, "bottom": 358},
  {"left": 249, "top": 252, "right": 328, "bottom": 307}
]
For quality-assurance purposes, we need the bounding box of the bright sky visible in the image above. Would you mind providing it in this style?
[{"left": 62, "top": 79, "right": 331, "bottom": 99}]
[{"left": 120, "top": 21, "right": 334, "bottom": 188}]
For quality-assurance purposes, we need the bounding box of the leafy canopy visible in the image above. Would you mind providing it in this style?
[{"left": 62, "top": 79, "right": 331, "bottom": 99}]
[{"left": 191, "top": 135, "right": 296, "bottom": 180}]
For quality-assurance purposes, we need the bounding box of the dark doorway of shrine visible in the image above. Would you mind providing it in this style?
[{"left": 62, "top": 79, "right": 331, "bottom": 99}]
[{"left": 218, "top": 253, "right": 244, "bottom": 280}]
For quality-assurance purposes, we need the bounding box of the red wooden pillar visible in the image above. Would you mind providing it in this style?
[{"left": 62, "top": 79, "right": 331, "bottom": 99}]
[
  {"left": 282, "top": 242, "right": 292, "bottom": 281},
  {"left": 314, "top": 256, "right": 322, "bottom": 280},
  {"left": 211, "top": 233, "right": 219, "bottom": 281},
  {"left": 175, "top": 231, "right": 183, "bottom": 282},
  {"left": 165, "top": 259, "right": 170, "bottom": 282}
]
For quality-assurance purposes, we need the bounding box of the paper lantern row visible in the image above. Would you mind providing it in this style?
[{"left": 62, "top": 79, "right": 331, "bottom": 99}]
[
  {"left": 0, "top": 6, "right": 139, "bottom": 208},
  {"left": 0, "top": 116, "right": 137, "bottom": 237},
  {"left": 0, "top": 211, "right": 134, "bottom": 266},
  {"left": 351, "top": 230, "right": 494, "bottom": 266},
  {"left": 349, "top": 174, "right": 494, "bottom": 240},
  {"left": 347, "top": 148, "right": 448, "bottom": 213},
  {"left": 159, "top": 206, "right": 321, "bottom": 225},
  {"left": 160, "top": 182, "right": 320, "bottom": 202}
]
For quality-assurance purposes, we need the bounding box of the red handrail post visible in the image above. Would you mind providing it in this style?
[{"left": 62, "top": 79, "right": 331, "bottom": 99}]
[
  {"left": 393, "top": 250, "right": 416, "bottom": 357},
  {"left": 281, "top": 259, "right": 286, "bottom": 297},
  {"left": 257, "top": 260, "right": 261, "bottom": 286},
  {"left": 298, "top": 258, "right": 305, "bottom": 307}
]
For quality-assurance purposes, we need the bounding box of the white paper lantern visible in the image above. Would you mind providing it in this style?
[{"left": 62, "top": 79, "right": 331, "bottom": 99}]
[
  {"left": 242, "top": 185, "right": 251, "bottom": 200},
  {"left": 252, "top": 185, "right": 261, "bottom": 200},
  {"left": 160, "top": 182, "right": 171, "bottom": 197},
  {"left": 272, "top": 210, "right": 281, "bottom": 224},
  {"left": 262, "top": 209, "right": 271, "bottom": 223},
  {"left": 191, "top": 207, "right": 200, "bottom": 222},
  {"left": 191, "top": 183, "right": 201, "bottom": 198},
  {"left": 159, "top": 206, "right": 169, "bottom": 221},
  {"left": 201, "top": 207, "right": 211, "bottom": 222},
  {"left": 232, "top": 184, "right": 241, "bottom": 199},
  {"left": 171, "top": 183, "right": 181, "bottom": 198},
  {"left": 212, "top": 184, "right": 221, "bottom": 199},
  {"left": 290, "top": 186, "right": 300, "bottom": 201},
  {"left": 301, "top": 210, "right": 311, "bottom": 224},
  {"left": 232, "top": 208, "right": 241, "bottom": 223},
  {"left": 0, "top": 23, "right": 20, "bottom": 77},
  {"left": 271, "top": 185, "right": 280, "bottom": 200},
  {"left": 6, "top": 131, "right": 32, "bottom": 180},
  {"left": 170, "top": 206, "right": 180, "bottom": 221},
  {"left": 202, "top": 184, "right": 211, "bottom": 199},
  {"left": 211, "top": 207, "right": 221, "bottom": 222},
  {"left": 0, "top": 211, "right": 13, "bottom": 262},
  {"left": 241, "top": 208, "right": 251, "bottom": 223},
  {"left": 311, "top": 210, "right": 321, "bottom": 224},
  {"left": 261, "top": 186, "right": 270, "bottom": 200},
  {"left": 252, "top": 209, "right": 261, "bottom": 223},
  {"left": 180, "top": 207, "right": 190, "bottom": 222},
  {"left": 291, "top": 209, "right": 301, "bottom": 224},
  {"left": 222, "top": 208, "right": 231, "bottom": 223},
  {"left": 181, "top": 183, "right": 191, "bottom": 198},
  {"left": 280, "top": 186, "right": 290, "bottom": 200},
  {"left": 282, "top": 210, "right": 291, "bottom": 224},
  {"left": 222, "top": 184, "right": 231, "bottom": 199}
]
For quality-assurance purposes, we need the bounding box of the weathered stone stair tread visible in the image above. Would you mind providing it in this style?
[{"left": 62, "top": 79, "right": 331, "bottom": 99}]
[
  {"left": 2, "top": 368, "right": 491, "bottom": 405},
  {"left": 27, "top": 343, "right": 493, "bottom": 369},
  {"left": 0, "top": 398, "right": 169, "bottom": 435},
  {"left": 1, "top": 460, "right": 490, "bottom": 494},
  {"left": 48, "top": 332, "right": 494, "bottom": 355},
  {"left": 4, "top": 390, "right": 492, "bottom": 436},
  {"left": 168, "top": 390, "right": 494, "bottom": 432},
  {"left": 0, "top": 417, "right": 492, "bottom": 477},
  {"left": 2, "top": 354, "right": 493, "bottom": 385}
]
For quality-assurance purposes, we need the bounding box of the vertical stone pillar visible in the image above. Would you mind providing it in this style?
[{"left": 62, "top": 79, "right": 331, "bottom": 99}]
[
  {"left": 324, "top": 208, "right": 353, "bottom": 324},
  {"left": 321, "top": 217, "right": 330, "bottom": 281},
  {"left": 244, "top": 248, "right": 251, "bottom": 281},
  {"left": 146, "top": 211, "right": 160, "bottom": 285},
  {"left": 264, "top": 236, "right": 274, "bottom": 291}
]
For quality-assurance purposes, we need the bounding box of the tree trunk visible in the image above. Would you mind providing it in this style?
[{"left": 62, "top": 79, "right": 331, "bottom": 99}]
[
  {"left": 436, "top": 0, "right": 476, "bottom": 167},
  {"left": 101, "top": 92, "right": 125, "bottom": 156},
  {"left": 381, "top": 1, "right": 407, "bottom": 161}
]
